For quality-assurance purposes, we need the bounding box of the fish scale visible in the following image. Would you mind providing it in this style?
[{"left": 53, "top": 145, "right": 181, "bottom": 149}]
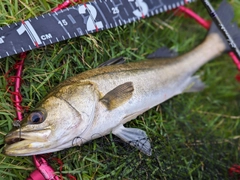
[{"left": 0, "top": 0, "right": 194, "bottom": 59}]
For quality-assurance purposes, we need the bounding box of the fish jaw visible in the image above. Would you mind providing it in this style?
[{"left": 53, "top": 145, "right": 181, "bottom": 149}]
[{"left": 4, "top": 128, "right": 52, "bottom": 156}]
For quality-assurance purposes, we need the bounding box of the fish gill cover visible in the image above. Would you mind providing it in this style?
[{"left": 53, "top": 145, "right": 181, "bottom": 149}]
[{"left": 0, "top": 0, "right": 240, "bottom": 179}]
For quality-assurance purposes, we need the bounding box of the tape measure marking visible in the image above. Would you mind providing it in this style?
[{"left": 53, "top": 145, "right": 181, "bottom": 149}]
[{"left": 0, "top": 0, "right": 194, "bottom": 59}]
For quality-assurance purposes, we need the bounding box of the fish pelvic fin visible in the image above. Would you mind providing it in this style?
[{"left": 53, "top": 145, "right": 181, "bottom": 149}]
[
  {"left": 100, "top": 82, "right": 134, "bottom": 110},
  {"left": 112, "top": 124, "right": 152, "bottom": 156},
  {"left": 208, "top": 0, "right": 240, "bottom": 52},
  {"left": 183, "top": 75, "right": 206, "bottom": 93}
]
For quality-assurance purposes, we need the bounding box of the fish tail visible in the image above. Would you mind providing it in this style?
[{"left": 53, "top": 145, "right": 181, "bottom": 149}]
[{"left": 208, "top": 0, "right": 240, "bottom": 52}]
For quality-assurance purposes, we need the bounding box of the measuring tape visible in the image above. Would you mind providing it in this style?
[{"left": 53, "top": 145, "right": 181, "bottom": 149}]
[{"left": 0, "top": 0, "right": 195, "bottom": 59}]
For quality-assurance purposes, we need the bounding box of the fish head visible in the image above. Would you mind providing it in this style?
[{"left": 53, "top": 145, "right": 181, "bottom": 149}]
[{"left": 4, "top": 84, "right": 97, "bottom": 156}]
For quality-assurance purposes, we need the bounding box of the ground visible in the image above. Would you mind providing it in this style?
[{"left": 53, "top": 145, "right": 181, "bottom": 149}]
[{"left": 0, "top": 0, "right": 240, "bottom": 179}]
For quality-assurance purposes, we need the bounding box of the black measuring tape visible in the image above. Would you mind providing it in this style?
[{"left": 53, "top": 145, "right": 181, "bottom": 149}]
[{"left": 0, "top": 0, "right": 195, "bottom": 59}]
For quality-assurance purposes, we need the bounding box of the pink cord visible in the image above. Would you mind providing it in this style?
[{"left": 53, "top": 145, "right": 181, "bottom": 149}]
[
  {"left": 27, "top": 156, "right": 59, "bottom": 180},
  {"left": 5, "top": 52, "right": 27, "bottom": 121},
  {"left": 14, "top": 53, "right": 26, "bottom": 121},
  {"left": 229, "top": 51, "right": 240, "bottom": 71},
  {"left": 178, "top": 6, "right": 211, "bottom": 29},
  {"left": 51, "top": 0, "right": 81, "bottom": 12}
]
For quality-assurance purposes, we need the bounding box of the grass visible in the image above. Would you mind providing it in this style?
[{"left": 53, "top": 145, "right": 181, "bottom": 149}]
[{"left": 0, "top": 0, "right": 240, "bottom": 179}]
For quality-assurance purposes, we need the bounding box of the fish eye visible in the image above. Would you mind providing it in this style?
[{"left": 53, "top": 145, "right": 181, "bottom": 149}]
[{"left": 28, "top": 109, "right": 47, "bottom": 124}]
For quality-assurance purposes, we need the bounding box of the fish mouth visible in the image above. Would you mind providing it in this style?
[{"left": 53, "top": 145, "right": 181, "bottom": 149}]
[
  {"left": 4, "top": 128, "right": 52, "bottom": 156},
  {"left": 5, "top": 137, "right": 25, "bottom": 145}
]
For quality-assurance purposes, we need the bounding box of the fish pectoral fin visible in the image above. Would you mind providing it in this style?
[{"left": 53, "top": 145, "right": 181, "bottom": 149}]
[
  {"left": 100, "top": 82, "right": 134, "bottom": 110},
  {"left": 147, "top": 47, "right": 178, "bottom": 59},
  {"left": 97, "top": 57, "right": 125, "bottom": 67},
  {"left": 112, "top": 124, "right": 152, "bottom": 156},
  {"left": 184, "top": 75, "right": 206, "bottom": 93}
]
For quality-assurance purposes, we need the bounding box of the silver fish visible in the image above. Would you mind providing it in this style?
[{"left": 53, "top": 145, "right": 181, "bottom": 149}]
[{"left": 4, "top": 1, "right": 240, "bottom": 156}]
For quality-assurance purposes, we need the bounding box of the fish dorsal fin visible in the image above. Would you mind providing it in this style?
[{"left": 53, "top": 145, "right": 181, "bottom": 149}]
[
  {"left": 147, "top": 47, "right": 178, "bottom": 59},
  {"left": 97, "top": 57, "right": 125, "bottom": 67},
  {"left": 112, "top": 124, "right": 152, "bottom": 156},
  {"left": 100, "top": 82, "right": 134, "bottom": 110}
]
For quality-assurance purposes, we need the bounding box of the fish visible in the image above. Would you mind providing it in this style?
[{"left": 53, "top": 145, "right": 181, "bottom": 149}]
[{"left": 4, "top": 1, "right": 240, "bottom": 156}]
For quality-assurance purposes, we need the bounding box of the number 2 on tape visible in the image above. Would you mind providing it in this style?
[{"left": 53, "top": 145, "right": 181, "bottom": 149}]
[{"left": 78, "top": 4, "right": 103, "bottom": 31}]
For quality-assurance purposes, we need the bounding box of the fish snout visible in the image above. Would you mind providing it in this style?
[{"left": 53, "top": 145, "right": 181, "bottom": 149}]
[{"left": 5, "top": 130, "right": 24, "bottom": 145}]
